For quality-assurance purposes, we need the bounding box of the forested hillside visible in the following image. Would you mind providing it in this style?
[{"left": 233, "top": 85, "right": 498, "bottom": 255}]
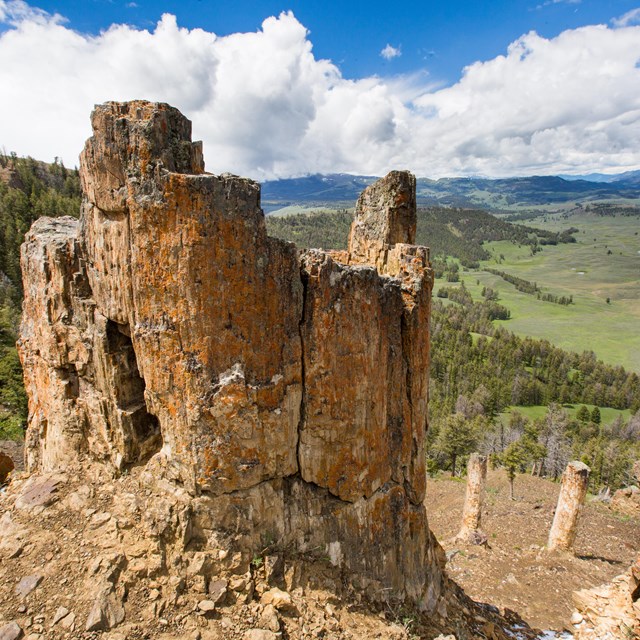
[
  {"left": 0, "top": 153, "right": 81, "bottom": 438},
  {"left": 267, "top": 208, "right": 640, "bottom": 493},
  {"left": 266, "top": 206, "right": 577, "bottom": 267}
]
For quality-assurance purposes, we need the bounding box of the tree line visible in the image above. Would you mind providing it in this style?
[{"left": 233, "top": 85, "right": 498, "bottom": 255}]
[
  {"left": 427, "top": 294, "right": 640, "bottom": 491},
  {"left": 485, "top": 268, "right": 573, "bottom": 305}
]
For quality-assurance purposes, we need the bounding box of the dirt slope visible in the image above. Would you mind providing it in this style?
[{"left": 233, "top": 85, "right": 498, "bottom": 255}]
[{"left": 425, "top": 469, "right": 640, "bottom": 633}]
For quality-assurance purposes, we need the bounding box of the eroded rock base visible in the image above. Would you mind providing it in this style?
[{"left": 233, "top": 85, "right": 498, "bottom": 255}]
[
  {"left": 0, "top": 465, "right": 541, "bottom": 640},
  {"left": 572, "top": 557, "right": 640, "bottom": 639}
]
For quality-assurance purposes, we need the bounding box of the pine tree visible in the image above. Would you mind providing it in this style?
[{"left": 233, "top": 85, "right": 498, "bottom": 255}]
[
  {"left": 501, "top": 441, "right": 528, "bottom": 500},
  {"left": 434, "top": 413, "right": 477, "bottom": 477},
  {"left": 576, "top": 405, "right": 590, "bottom": 424}
]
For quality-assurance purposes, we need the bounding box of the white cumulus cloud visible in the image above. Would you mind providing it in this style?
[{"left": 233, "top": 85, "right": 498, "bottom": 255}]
[
  {"left": 380, "top": 44, "right": 401, "bottom": 60},
  {"left": 0, "top": 4, "right": 639, "bottom": 179}
]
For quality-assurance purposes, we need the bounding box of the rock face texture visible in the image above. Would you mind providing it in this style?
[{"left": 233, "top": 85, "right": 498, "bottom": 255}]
[
  {"left": 18, "top": 101, "right": 442, "bottom": 610},
  {"left": 572, "top": 555, "right": 640, "bottom": 639},
  {"left": 547, "top": 461, "right": 590, "bottom": 553},
  {"left": 611, "top": 485, "right": 640, "bottom": 516}
]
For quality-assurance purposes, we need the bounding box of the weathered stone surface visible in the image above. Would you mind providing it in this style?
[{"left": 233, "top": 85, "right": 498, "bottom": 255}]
[
  {"left": 15, "top": 474, "right": 64, "bottom": 511},
  {"left": 347, "top": 170, "right": 416, "bottom": 270},
  {"left": 0, "top": 622, "right": 23, "bottom": 640},
  {"left": 85, "top": 584, "right": 125, "bottom": 631},
  {"left": 14, "top": 573, "right": 43, "bottom": 598},
  {"left": 197, "top": 599, "right": 216, "bottom": 613},
  {"left": 547, "top": 461, "right": 590, "bottom": 552},
  {"left": 258, "top": 604, "right": 280, "bottom": 632},
  {"left": 573, "top": 555, "right": 640, "bottom": 639},
  {"left": 52, "top": 606, "right": 70, "bottom": 626},
  {"left": 299, "top": 251, "right": 407, "bottom": 502},
  {"left": 261, "top": 587, "right": 292, "bottom": 610},
  {"left": 208, "top": 579, "right": 228, "bottom": 604},
  {"left": 18, "top": 101, "right": 442, "bottom": 610},
  {"left": 299, "top": 172, "right": 431, "bottom": 505},
  {"left": 80, "top": 101, "right": 302, "bottom": 493},
  {"left": 456, "top": 453, "right": 488, "bottom": 544}
]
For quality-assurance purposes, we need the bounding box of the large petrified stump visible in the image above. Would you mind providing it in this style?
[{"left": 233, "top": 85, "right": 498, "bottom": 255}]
[
  {"left": 547, "top": 461, "right": 590, "bottom": 552},
  {"left": 18, "top": 101, "right": 443, "bottom": 610}
]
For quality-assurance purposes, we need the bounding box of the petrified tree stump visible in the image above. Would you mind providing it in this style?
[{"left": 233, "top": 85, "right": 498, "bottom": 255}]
[
  {"left": 17, "top": 101, "right": 444, "bottom": 611},
  {"left": 456, "top": 453, "right": 488, "bottom": 544},
  {"left": 548, "top": 461, "right": 590, "bottom": 552}
]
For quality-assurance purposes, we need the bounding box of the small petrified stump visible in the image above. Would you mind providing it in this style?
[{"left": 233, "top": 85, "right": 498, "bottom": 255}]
[
  {"left": 0, "top": 452, "right": 14, "bottom": 484},
  {"left": 548, "top": 461, "right": 590, "bottom": 552},
  {"left": 456, "top": 453, "right": 488, "bottom": 544}
]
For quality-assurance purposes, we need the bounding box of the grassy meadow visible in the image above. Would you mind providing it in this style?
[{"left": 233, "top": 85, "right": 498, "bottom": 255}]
[
  {"left": 498, "top": 404, "right": 632, "bottom": 427},
  {"left": 435, "top": 213, "right": 640, "bottom": 371}
]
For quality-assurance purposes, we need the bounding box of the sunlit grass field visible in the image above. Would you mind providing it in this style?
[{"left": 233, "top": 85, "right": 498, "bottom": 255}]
[
  {"left": 434, "top": 213, "right": 640, "bottom": 371},
  {"left": 498, "top": 404, "right": 632, "bottom": 426}
]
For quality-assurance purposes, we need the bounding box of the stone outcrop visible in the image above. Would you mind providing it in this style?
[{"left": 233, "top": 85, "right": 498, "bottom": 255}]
[
  {"left": 455, "top": 453, "right": 488, "bottom": 545},
  {"left": 610, "top": 485, "right": 640, "bottom": 517},
  {"left": 547, "top": 461, "right": 590, "bottom": 553},
  {"left": 572, "top": 555, "right": 640, "bottom": 639},
  {"left": 17, "top": 101, "right": 442, "bottom": 610},
  {"left": 0, "top": 452, "right": 14, "bottom": 484}
]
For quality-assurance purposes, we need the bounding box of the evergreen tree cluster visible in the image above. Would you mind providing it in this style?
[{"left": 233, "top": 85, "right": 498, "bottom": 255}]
[
  {"left": 428, "top": 295, "right": 640, "bottom": 491},
  {"left": 266, "top": 209, "right": 353, "bottom": 250},
  {"left": 485, "top": 268, "right": 573, "bottom": 305},
  {"left": 584, "top": 203, "right": 640, "bottom": 217},
  {"left": 266, "top": 205, "right": 577, "bottom": 271}
]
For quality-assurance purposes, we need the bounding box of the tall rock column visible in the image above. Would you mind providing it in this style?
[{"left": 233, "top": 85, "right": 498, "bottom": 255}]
[
  {"left": 79, "top": 101, "right": 303, "bottom": 494},
  {"left": 347, "top": 170, "right": 417, "bottom": 270}
]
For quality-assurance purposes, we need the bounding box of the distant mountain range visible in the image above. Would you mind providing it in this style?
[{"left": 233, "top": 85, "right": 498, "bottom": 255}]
[
  {"left": 559, "top": 169, "right": 640, "bottom": 184},
  {"left": 261, "top": 171, "right": 640, "bottom": 212}
]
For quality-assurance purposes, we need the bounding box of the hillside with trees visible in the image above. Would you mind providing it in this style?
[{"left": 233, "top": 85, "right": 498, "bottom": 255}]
[{"left": 266, "top": 206, "right": 577, "bottom": 268}]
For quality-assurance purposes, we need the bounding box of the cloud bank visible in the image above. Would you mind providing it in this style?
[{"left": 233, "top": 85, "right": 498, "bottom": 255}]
[{"left": 0, "top": 1, "right": 639, "bottom": 179}]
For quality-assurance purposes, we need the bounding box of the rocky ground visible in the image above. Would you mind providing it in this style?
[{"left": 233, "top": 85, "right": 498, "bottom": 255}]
[
  {"left": 0, "top": 463, "right": 546, "bottom": 640},
  {"left": 425, "top": 469, "right": 640, "bottom": 635}
]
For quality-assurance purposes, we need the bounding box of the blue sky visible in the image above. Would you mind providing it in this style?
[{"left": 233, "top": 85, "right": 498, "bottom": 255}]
[
  {"left": 31, "top": 0, "right": 639, "bottom": 83},
  {"left": 1, "top": 0, "right": 640, "bottom": 178}
]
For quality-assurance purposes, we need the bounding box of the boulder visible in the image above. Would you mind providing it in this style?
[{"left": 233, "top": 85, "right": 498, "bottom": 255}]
[{"left": 611, "top": 485, "right": 640, "bottom": 516}]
